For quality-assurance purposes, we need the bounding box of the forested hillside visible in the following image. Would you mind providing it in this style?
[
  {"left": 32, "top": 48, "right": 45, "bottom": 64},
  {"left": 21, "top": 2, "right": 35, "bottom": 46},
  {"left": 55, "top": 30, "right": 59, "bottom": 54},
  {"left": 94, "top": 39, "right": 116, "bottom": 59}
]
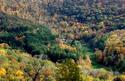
[{"left": 0, "top": 0, "right": 125, "bottom": 81}]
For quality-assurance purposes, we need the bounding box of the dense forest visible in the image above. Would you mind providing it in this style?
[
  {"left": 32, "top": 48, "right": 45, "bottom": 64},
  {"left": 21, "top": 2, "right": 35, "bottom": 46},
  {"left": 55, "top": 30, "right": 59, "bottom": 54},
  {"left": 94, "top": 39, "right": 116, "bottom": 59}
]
[{"left": 0, "top": 0, "right": 125, "bottom": 81}]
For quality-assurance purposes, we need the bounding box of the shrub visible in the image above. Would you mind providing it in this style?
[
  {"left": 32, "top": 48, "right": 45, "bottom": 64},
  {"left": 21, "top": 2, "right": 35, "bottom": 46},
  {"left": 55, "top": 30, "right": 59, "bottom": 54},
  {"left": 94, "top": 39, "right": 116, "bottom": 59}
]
[{"left": 56, "top": 59, "right": 83, "bottom": 81}]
